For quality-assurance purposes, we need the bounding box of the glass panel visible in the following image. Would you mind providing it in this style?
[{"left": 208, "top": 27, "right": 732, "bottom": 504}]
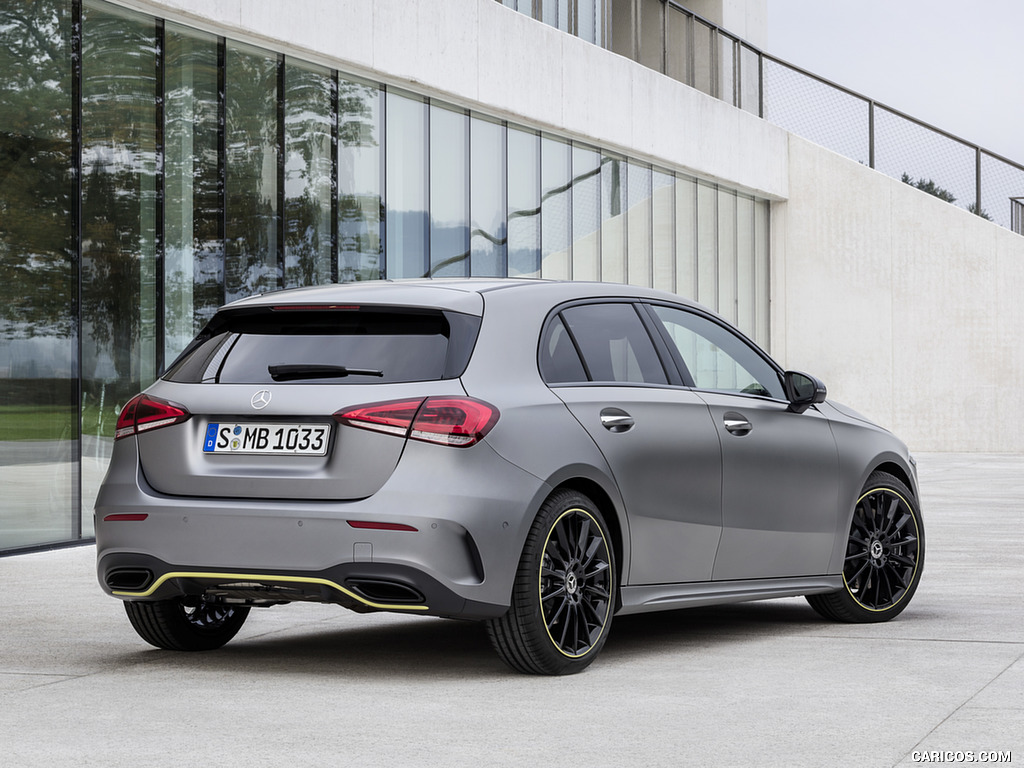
[
  {"left": 225, "top": 41, "right": 279, "bottom": 302},
  {"left": 717, "top": 187, "right": 737, "bottom": 324},
  {"left": 639, "top": 0, "right": 663, "bottom": 73},
  {"left": 81, "top": 0, "right": 158, "bottom": 519},
  {"left": 284, "top": 59, "right": 333, "bottom": 288},
  {"left": 470, "top": 115, "right": 507, "bottom": 276},
  {"left": 338, "top": 75, "right": 382, "bottom": 281},
  {"left": 562, "top": 303, "right": 668, "bottom": 384},
  {"left": 578, "top": 0, "right": 598, "bottom": 45},
  {"left": 0, "top": 0, "right": 77, "bottom": 548},
  {"left": 651, "top": 305, "right": 783, "bottom": 398},
  {"left": 696, "top": 180, "right": 717, "bottom": 310},
  {"left": 507, "top": 126, "right": 540, "bottom": 277},
  {"left": 626, "top": 162, "right": 651, "bottom": 287},
  {"left": 571, "top": 145, "right": 601, "bottom": 281},
  {"left": 601, "top": 153, "right": 626, "bottom": 283},
  {"left": 610, "top": 0, "right": 635, "bottom": 60},
  {"left": 539, "top": 315, "right": 587, "bottom": 384},
  {"left": 718, "top": 32, "right": 736, "bottom": 106},
  {"left": 540, "top": 135, "right": 571, "bottom": 279},
  {"left": 164, "top": 23, "right": 220, "bottom": 363},
  {"left": 675, "top": 174, "right": 697, "bottom": 300},
  {"left": 666, "top": 7, "right": 691, "bottom": 85},
  {"left": 736, "top": 194, "right": 755, "bottom": 339},
  {"left": 754, "top": 198, "right": 770, "bottom": 349},
  {"left": 429, "top": 104, "right": 469, "bottom": 277},
  {"left": 692, "top": 19, "right": 714, "bottom": 97},
  {"left": 542, "top": 0, "right": 569, "bottom": 32},
  {"left": 740, "top": 44, "right": 760, "bottom": 115},
  {"left": 652, "top": 169, "right": 674, "bottom": 292},
  {"left": 385, "top": 90, "right": 428, "bottom": 278}
]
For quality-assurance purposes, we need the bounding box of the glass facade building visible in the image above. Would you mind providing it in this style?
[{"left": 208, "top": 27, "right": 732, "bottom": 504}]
[{"left": 0, "top": 0, "right": 770, "bottom": 553}]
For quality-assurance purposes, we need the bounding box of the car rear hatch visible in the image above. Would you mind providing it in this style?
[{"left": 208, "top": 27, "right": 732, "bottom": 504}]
[{"left": 134, "top": 302, "right": 481, "bottom": 500}]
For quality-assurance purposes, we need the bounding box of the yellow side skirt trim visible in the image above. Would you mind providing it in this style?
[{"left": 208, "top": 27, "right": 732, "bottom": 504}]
[{"left": 113, "top": 571, "right": 430, "bottom": 612}]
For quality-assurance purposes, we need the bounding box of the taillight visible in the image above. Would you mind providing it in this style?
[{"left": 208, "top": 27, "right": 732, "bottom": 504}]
[
  {"left": 115, "top": 394, "right": 191, "bottom": 440},
  {"left": 334, "top": 396, "right": 499, "bottom": 448}
]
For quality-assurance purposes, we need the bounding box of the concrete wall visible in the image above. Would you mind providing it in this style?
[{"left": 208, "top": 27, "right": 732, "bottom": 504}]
[{"left": 774, "top": 135, "right": 1024, "bottom": 452}]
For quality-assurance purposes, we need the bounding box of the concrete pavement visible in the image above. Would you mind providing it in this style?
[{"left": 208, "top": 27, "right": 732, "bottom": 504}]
[{"left": 1, "top": 453, "right": 1021, "bottom": 767}]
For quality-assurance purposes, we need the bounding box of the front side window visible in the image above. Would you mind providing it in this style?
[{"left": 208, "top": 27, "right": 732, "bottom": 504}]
[{"left": 651, "top": 305, "right": 784, "bottom": 399}]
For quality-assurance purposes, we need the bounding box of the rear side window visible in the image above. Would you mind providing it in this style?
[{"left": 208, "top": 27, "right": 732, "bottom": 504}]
[
  {"left": 164, "top": 307, "right": 480, "bottom": 384},
  {"left": 555, "top": 303, "right": 668, "bottom": 385}
]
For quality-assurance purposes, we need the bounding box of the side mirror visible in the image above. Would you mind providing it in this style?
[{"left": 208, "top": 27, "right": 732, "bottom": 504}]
[{"left": 784, "top": 371, "right": 827, "bottom": 414}]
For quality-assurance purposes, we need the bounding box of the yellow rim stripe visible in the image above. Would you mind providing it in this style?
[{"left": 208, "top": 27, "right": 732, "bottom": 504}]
[
  {"left": 113, "top": 571, "right": 430, "bottom": 612},
  {"left": 844, "top": 486, "right": 920, "bottom": 612},
  {"left": 540, "top": 507, "right": 612, "bottom": 659}
]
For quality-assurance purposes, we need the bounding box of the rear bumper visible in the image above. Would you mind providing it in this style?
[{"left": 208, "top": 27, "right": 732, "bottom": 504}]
[{"left": 95, "top": 437, "right": 550, "bottom": 619}]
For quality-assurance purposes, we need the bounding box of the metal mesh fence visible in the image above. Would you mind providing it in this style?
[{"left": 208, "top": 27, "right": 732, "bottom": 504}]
[
  {"left": 873, "top": 106, "right": 977, "bottom": 216},
  {"left": 981, "top": 153, "right": 1024, "bottom": 230},
  {"left": 762, "top": 58, "right": 869, "bottom": 165}
]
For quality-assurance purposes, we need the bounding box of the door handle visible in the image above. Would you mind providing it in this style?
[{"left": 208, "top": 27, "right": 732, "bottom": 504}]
[
  {"left": 600, "top": 408, "right": 634, "bottom": 433},
  {"left": 723, "top": 412, "right": 752, "bottom": 436}
]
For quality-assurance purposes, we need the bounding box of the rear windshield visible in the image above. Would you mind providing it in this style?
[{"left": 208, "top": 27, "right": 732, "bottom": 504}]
[{"left": 164, "top": 306, "right": 480, "bottom": 384}]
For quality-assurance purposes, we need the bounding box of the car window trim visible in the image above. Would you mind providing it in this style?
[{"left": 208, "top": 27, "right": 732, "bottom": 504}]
[
  {"left": 539, "top": 298, "right": 681, "bottom": 388},
  {"left": 639, "top": 300, "right": 789, "bottom": 402}
]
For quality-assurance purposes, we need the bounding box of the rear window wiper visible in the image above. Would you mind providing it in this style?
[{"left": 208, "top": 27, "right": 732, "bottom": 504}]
[{"left": 268, "top": 364, "right": 384, "bottom": 382}]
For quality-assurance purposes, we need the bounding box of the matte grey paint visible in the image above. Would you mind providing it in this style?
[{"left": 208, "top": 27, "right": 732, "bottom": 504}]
[{"left": 96, "top": 279, "right": 918, "bottom": 625}]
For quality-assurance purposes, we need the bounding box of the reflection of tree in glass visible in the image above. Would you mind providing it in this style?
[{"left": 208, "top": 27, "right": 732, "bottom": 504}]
[
  {"left": 338, "top": 79, "right": 381, "bottom": 282},
  {"left": 0, "top": 2, "right": 74, "bottom": 341},
  {"left": 79, "top": 7, "right": 157, "bottom": 390}
]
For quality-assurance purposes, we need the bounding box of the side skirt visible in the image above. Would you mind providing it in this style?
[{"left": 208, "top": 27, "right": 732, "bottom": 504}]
[{"left": 617, "top": 575, "right": 843, "bottom": 616}]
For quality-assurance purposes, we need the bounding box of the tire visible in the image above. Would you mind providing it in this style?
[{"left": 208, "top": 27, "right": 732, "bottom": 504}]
[
  {"left": 486, "top": 489, "right": 616, "bottom": 675},
  {"left": 807, "top": 470, "right": 924, "bottom": 623},
  {"left": 124, "top": 596, "right": 250, "bottom": 651}
]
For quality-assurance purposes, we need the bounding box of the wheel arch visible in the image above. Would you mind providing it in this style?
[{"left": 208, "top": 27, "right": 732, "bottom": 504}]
[{"left": 549, "top": 476, "right": 627, "bottom": 612}]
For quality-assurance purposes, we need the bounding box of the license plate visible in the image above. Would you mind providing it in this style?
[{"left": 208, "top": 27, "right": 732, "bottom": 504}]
[{"left": 203, "top": 423, "right": 330, "bottom": 455}]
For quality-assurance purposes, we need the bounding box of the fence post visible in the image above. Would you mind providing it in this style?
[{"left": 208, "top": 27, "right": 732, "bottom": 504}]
[{"left": 868, "top": 100, "right": 875, "bottom": 169}]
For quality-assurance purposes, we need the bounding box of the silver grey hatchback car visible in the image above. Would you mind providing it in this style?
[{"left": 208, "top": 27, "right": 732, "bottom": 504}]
[{"left": 96, "top": 279, "right": 924, "bottom": 675}]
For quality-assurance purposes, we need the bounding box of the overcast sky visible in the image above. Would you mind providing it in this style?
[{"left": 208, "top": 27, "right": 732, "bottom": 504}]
[{"left": 765, "top": 0, "right": 1024, "bottom": 163}]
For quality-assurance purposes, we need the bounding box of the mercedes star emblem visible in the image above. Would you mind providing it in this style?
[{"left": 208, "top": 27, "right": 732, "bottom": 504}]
[{"left": 250, "top": 390, "right": 272, "bottom": 410}]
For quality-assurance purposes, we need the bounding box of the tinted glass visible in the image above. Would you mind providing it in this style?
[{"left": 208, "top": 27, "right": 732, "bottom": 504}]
[
  {"left": 284, "top": 59, "right": 333, "bottom": 288},
  {"left": 167, "top": 310, "right": 471, "bottom": 385},
  {"left": 338, "top": 75, "right": 382, "bottom": 281},
  {"left": 225, "top": 41, "right": 279, "bottom": 302},
  {"left": 0, "top": 0, "right": 78, "bottom": 547},
  {"left": 561, "top": 304, "right": 667, "bottom": 385},
  {"left": 385, "top": 91, "right": 428, "bottom": 278},
  {"left": 539, "top": 316, "right": 587, "bottom": 384},
  {"left": 651, "top": 305, "right": 783, "bottom": 399},
  {"left": 164, "top": 23, "right": 221, "bottom": 360},
  {"left": 81, "top": 0, "right": 158, "bottom": 518},
  {"left": 507, "top": 126, "right": 540, "bottom": 276},
  {"left": 429, "top": 104, "right": 469, "bottom": 277},
  {"left": 470, "top": 115, "right": 507, "bottom": 276}
]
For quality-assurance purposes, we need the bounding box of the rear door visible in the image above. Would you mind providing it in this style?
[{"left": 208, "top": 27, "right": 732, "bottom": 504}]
[{"left": 540, "top": 302, "right": 723, "bottom": 585}]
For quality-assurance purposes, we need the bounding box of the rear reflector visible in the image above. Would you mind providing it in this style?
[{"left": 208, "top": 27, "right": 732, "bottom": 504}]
[
  {"left": 103, "top": 514, "right": 149, "bottom": 522},
  {"left": 334, "top": 396, "right": 498, "bottom": 448},
  {"left": 347, "top": 521, "right": 418, "bottom": 532},
  {"left": 115, "top": 394, "right": 191, "bottom": 440}
]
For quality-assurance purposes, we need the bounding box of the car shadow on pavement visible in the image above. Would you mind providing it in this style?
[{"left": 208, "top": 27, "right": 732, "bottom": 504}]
[{"left": 117, "top": 598, "right": 826, "bottom": 679}]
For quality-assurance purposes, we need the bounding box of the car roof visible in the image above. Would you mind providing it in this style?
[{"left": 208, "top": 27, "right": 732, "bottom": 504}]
[{"left": 221, "top": 278, "right": 703, "bottom": 316}]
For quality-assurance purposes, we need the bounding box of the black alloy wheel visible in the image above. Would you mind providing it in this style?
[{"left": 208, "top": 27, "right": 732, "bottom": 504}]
[
  {"left": 487, "top": 489, "right": 616, "bottom": 675},
  {"left": 807, "top": 470, "right": 924, "bottom": 623}
]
